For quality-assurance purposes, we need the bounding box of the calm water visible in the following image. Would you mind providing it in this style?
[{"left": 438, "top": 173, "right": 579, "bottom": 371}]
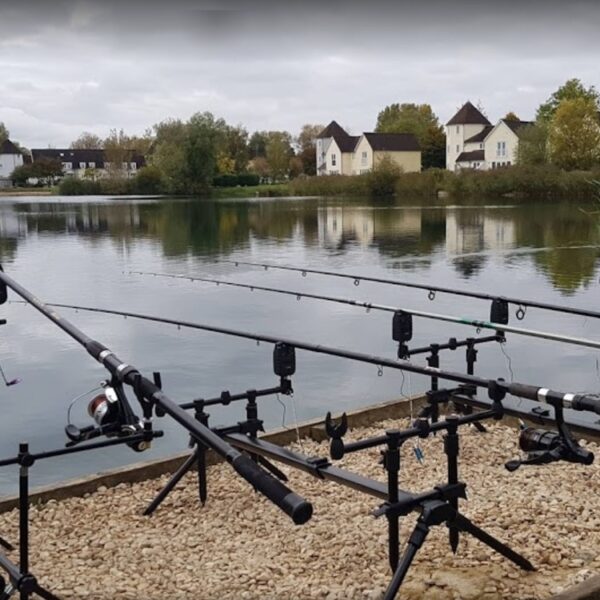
[{"left": 0, "top": 194, "right": 599, "bottom": 494}]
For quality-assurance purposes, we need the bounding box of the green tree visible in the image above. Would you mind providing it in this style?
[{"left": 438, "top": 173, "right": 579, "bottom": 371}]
[
  {"left": 375, "top": 103, "right": 445, "bottom": 169},
  {"left": 221, "top": 125, "right": 249, "bottom": 173},
  {"left": 548, "top": 97, "right": 600, "bottom": 170},
  {"left": 537, "top": 78, "right": 600, "bottom": 123},
  {"left": 0, "top": 122, "right": 9, "bottom": 144},
  {"left": 134, "top": 165, "right": 163, "bottom": 194},
  {"left": 70, "top": 131, "right": 103, "bottom": 149},
  {"left": 265, "top": 131, "right": 293, "bottom": 181},
  {"left": 296, "top": 124, "right": 323, "bottom": 176},
  {"left": 11, "top": 158, "right": 63, "bottom": 186},
  {"left": 184, "top": 112, "right": 227, "bottom": 193},
  {"left": 504, "top": 112, "right": 521, "bottom": 122},
  {"left": 151, "top": 118, "right": 188, "bottom": 194},
  {"left": 248, "top": 131, "right": 269, "bottom": 158},
  {"left": 104, "top": 129, "right": 132, "bottom": 177},
  {"left": 517, "top": 123, "right": 549, "bottom": 165}
]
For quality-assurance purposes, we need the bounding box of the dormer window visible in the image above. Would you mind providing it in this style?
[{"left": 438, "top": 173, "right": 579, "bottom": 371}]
[{"left": 79, "top": 162, "right": 86, "bottom": 169}]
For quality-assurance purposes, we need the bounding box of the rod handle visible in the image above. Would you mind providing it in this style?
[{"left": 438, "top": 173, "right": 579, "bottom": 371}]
[
  {"left": 573, "top": 395, "right": 600, "bottom": 415},
  {"left": 231, "top": 454, "right": 313, "bottom": 525}
]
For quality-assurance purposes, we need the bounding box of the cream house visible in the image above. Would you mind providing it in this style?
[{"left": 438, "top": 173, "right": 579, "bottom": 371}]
[
  {"left": 317, "top": 121, "right": 421, "bottom": 175},
  {"left": 0, "top": 139, "right": 24, "bottom": 187},
  {"left": 445, "top": 102, "right": 532, "bottom": 171}
]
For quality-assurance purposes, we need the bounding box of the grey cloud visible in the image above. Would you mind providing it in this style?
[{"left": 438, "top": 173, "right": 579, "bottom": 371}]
[{"left": 1, "top": 0, "right": 600, "bottom": 147}]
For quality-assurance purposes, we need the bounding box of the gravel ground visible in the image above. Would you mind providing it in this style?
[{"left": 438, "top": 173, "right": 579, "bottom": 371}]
[{"left": 0, "top": 418, "right": 598, "bottom": 599}]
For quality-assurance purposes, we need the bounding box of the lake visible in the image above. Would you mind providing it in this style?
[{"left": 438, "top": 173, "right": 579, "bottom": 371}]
[{"left": 0, "top": 194, "right": 599, "bottom": 494}]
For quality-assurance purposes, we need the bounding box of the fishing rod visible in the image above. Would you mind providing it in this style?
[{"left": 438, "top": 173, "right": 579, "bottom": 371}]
[
  {"left": 128, "top": 271, "right": 600, "bottom": 351},
  {"left": 14, "top": 300, "right": 600, "bottom": 418},
  {"left": 213, "top": 259, "right": 600, "bottom": 322},
  {"left": 0, "top": 268, "right": 313, "bottom": 526}
]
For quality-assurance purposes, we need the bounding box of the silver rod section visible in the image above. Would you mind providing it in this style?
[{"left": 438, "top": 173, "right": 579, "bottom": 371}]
[{"left": 128, "top": 271, "right": 600, "bottom": 351}]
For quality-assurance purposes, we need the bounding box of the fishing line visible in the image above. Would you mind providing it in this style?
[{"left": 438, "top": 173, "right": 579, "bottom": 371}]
[
  {"left": 500, "top": 341, "right": 515, "bottom": 383},
  {"left": 276, "top": 393, "right": 287, "bottom": 429},
  {"left": 289, "top": 390, "right": 305, "bottom": 453},
  {"left": 399, "top": 367, "right": 424, "bottom": 465}
]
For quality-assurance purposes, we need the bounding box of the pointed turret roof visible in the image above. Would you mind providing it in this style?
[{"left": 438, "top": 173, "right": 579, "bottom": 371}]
[
  {"left": 317, "top": 121, "right": 350, "bottom": 139},
  {"left": 446, "top": 102, "right": 491, "bottom": 126}
]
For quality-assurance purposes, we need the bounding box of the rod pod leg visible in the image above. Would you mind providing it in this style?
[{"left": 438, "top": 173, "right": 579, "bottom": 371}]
[{"left": 143, "top": 451, "right": 199, "bottom": 516}]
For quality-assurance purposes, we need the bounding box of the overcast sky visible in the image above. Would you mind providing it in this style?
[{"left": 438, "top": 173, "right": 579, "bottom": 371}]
[{"left": 1, "top": 0, "right": 600, "bottom": 148}]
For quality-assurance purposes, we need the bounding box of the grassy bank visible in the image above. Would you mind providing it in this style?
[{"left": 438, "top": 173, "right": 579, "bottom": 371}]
[{"left": 9, "top": 165, "right": 597, "bottom": 201}]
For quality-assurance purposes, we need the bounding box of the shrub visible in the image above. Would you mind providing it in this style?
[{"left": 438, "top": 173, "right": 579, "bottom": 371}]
[
  {"left": 134, "top": 166, "right": 163, "bottom": 194},
  {"left": 58, "top": 178, "right": 102, "bottom": 195}
]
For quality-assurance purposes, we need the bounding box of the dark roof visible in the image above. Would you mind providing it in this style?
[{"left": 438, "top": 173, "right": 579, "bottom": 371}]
[
  {"left": 502, "top": 120, "right": 534, "bottom": 137},
  {"left": 464, "top": 126, "right": 493, "bottom": 143},
  {"left": 446, "top": 101, "right": 491, "bottom": 126},
  {"left": 317, "top": 121, "right": 349, "bottom": 139},
  {"left": 0, "top": 139, "right": 21, "bottom": 155},
  {"left": 31, "top": 148, "right": 145, "bottom": 168},
  {"left": 332, "top": 135, "right": 359, "bottom": 153},
  {"left": 456, "top": 150, "right": 485, "bottom": 162},
  {"left": 363, "top": 132, "right": 420, "bottom": 152}
]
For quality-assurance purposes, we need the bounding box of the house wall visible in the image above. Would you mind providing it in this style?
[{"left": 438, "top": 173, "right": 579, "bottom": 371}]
[
  {"left": 322, "top": 139, "right": 342, "bottom": 175},
  {"left": 316, "top": 138, "right": 330, "bottom": 175},
  {"left": 484, "top": 122, "right": 519, "bottom": 169},
  {"left": 351, "top": 136, "right": 373, "bottom": 174},
  {"left": 341, "top": 152, "right": 353, "bottom": 175},
  {"left": 445, "top": 123, "right": 486, "bottom": 171},
  {"left": 0, "top": 153, "right": 23, "bottom": 178},
  {"left": 373, "top": 150, "right": 421, "bottom": 173}
]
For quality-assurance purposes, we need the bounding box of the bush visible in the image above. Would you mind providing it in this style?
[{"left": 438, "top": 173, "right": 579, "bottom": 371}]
[
  {"left": 134, "top": 166, "right": 163, "bottom": 194},
  {"left": 365, "top": 157, "right": 402, "bottom": 197},
  {"left": 58, "top": 178, "right": 102, "bottom": 195},
  {"left": 212, "top": 173, "right": 261, "bottom": 187}
]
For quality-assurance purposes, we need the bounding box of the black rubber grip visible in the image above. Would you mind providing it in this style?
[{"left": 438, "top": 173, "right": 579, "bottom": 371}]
[
  {"left": 572, "top": 395, "right": 600, "bottom": 415},
  {"left": 232, "top": 454, "right": 313, "bottom": 525}
]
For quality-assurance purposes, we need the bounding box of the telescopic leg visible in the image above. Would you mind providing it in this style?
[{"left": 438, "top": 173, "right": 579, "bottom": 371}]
[
  {"left": 383, "top": 520, "right": 431, "bottom": 600},
  {"left": 453, "top": 513, "right": 535, "bottom": 571},
  {"left": 143, "top": 451, "right": 198, "bottom": 516},
  {"left": 31, "top": 584, "right": 61, "bottom": 600}
]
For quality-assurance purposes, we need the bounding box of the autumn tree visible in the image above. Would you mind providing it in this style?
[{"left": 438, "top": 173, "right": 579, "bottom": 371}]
[
  {"left": 151, "top": 118, "right": 188, "bottom": 194},
  {"left": 220, "top": 125, "right": 249, "bottom": 173},
  {"left": 537, "top": 78, "right": 599, "bottom": 123},
  {"left": 70, "top": 131, "right": 103, "bottom": 149},
  {"left": 548, "top": 97, "right": 600, "bottom": 170},
  {"left": 375, "top": 103, "right": 445, "bottom": 169}
]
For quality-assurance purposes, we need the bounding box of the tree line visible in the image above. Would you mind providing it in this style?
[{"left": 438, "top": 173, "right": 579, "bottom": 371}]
[{"left": 2, "top": 77, "right": 599, "bottom": 194}]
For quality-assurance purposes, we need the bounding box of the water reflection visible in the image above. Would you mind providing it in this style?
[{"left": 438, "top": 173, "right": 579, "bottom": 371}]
[{"left": 0, "top": 197, "right": 599, "bottom": 292}]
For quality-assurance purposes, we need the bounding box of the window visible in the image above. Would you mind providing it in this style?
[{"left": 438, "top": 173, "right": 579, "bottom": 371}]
[
  {"left": 497, "top": 141, "right": 506, "bottom": 157},
  {"left": 79, "top": 162, "right": 86, "bottom": 169},
  {"left": 122, "top": 162, "right": 128, "bottom": 170},
  {"left": 89, "top": 162, "right": 95, "bottom": 169},
  {"left": 492, "top": 162, "right": 496, "bottom": 169},
  {"left": 480, "top": 143, "right": 483, "bottom": 149},
  {"left": 63, "top": 162, "right": 72, "bottom": 170},
  {"left": 331, "top": 154, "right": 336, "bottom": 166},
  {"left": 130, "top": 162, "right": 137, "bottom": 170},
  {"left": 361, "top": 151, "right": 367, "bottom": 166},
  {"left": 456, "top": 145, "right": 460, "bottom": 153},
  {"left": 507, "top": 161, "right": 511, "bottom": 166}
]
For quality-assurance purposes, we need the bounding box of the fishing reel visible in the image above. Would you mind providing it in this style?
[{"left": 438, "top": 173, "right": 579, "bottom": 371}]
[
  {"left": 65, "top": 380, "right": 149, "bottom": 452},
  {"left": 505, "top": 422, "right": 594, "bottom": 471}
]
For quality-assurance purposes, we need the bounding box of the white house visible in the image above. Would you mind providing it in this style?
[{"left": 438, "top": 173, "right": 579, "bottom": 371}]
[
  {"left": 445, "top": 101, "right": 532, "bottom": 171},
  {"left": 30, "top": 148, "right": 145, "bottom": 179},
  {"left": 0, "top": 139, "right": 24, "bottom": 187},
  {"left": 317, "top": 121, "right": 421, "bottom": 175}
]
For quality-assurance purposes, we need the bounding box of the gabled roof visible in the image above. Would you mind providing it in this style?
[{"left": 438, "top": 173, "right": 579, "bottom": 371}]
[
  {"left": 333, "top": 135, "right": 359, "bottom": 153},
  {"left": 446, "top": 102, "right": 491, "bottom": 126},
  {"left": 31, "top": 148, "right": 145, "bottom": 168},
  {"left": 502, "top": 119, "right": 533, "bottom": 137},
  {"left": 456, "top": 150, "right": 484, "bottom": 163},
  {"left": 464, "top": 126, "right": 493, "bottom": 144},
  {"left": 363, "top": 132, "right": 420, "bottom": 152},
  {"left": 0, "top": 139, "right": 22, "bottom": 155},
  {"left": 317, "top": 121, "right": 349, "bottom": 139}
]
